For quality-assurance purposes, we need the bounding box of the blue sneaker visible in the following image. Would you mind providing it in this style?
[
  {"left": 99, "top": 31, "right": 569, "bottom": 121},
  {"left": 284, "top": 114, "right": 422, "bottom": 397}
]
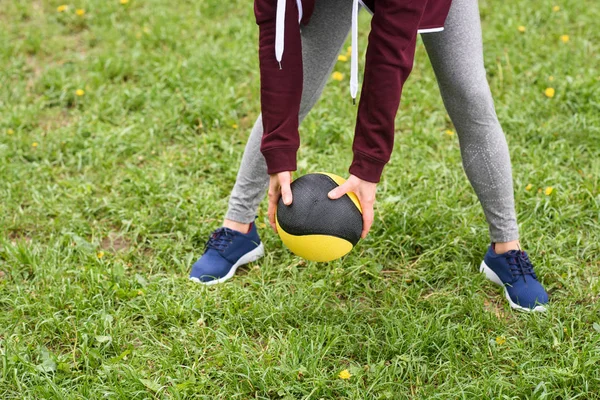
[
  {"left": 480, "top": 245, "right": 548, "bottom": 312},
  {"left": 189, "top": 223, "right": 264, "bottom": 285}
]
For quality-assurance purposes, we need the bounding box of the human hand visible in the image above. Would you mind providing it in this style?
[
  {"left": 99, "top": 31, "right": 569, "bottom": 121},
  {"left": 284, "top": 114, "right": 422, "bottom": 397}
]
[
  {"left": 268, "top": 171, "right": 293, "bottom": 232},
  {"left": 327, "top": 174, "right": 377, "bottom": 239}
]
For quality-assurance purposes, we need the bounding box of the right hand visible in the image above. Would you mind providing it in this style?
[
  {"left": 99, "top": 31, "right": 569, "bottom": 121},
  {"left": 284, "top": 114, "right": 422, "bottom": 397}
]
[
  {"left": 267, "top": 171, "right": 293, "bottom": 232},
  {"left": 327, "top": 174, "right": 377, "bottom": 239}
]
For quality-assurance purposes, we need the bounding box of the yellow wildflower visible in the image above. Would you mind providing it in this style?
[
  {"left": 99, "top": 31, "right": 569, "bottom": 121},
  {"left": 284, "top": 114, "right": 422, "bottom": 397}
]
[
  {"left": 338, "top": 55, "right": 348, "bottom": 62},
  {"left": 544, "top": 87, "right": 555, "bottom": 98},
  {"left": 332, "top": 71, "right": 344, "bottom": 81},
  {"left": 548, "top": 76, "right": 555, "bottom": 82},
  {"left": 57, "top": 5, "right": 68, "bottom": 12},
  {"left": 525, "top": 183, "right": 533, "bottom": 191},
  {"left": 76, "top": 9, "right": 85, "bottom": 16},
  {"left": 143, "top": 26, "right": 151, "bottom": 34},
  {"left": 495, "top": 336, "right": 506, "bottom": 345},
  {"left": 97, "top": 251, "right": 105, "bottom": 259},
  {"left": 232, "top": 123, "right": 239, "bottom": 129},
  {"left": 120, "top": 0, "right": 129, "bottom": 4},
  {"left": 552, "top": 5, "right": 560, "bottom": 12},
  {"left": 560, "top": 35, "right": 569, "bottom": 43},
  {"left": 76, "top": 89, "right": 85, "bottom": 96},
  {"left": 346, "top": 46, "right": 352, "bottom": 56},
  {"left": 32, "top": 142, "right": 39, "bottom": 148},
  {"left": 518, "top": 26, "right": 526, "bottom": 33},
  {"left": 545, "top": 186, "right": 554, "bottom": 196},
  {"left": 338, "top": 369, "right": 352, "bottom": 380},
  {"left": 445, "top": 129, "right": 455, "bottom": 136},
  {"left": 7, "top": 128, "right": 14, "bottom": 135}
]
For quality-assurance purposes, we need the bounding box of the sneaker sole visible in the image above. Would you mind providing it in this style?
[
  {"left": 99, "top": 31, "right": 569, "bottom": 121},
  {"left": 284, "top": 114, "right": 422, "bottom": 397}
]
[
  {"left": 479, "top": 260, "right": 547, "bottom": 313},
  {"left": 190, "top": 243, "right": 265, "bottom": 286}
]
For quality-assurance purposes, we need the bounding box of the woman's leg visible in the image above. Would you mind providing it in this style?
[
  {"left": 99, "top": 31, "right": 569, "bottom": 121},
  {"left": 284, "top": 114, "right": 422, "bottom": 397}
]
[
  {"left": 224, "top": 0, "right": 354, "bottom": 228},
  {"left": 421, "top": 0, "right": 519, "bottom": 245}
]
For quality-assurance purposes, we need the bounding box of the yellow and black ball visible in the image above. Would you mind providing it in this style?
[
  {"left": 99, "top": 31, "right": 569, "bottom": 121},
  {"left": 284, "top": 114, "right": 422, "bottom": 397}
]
[{"left": 276, "top": 173, "right": 363, "bottom": 262}]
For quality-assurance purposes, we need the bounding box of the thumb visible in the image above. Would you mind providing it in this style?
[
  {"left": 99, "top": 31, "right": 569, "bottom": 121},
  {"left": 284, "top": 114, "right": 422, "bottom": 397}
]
[
  {"left": 280, "top": 173, "right": 293, "bottom": 205},
  {"left": 328, "top": 181, "right": 353, "bottom": 200}
]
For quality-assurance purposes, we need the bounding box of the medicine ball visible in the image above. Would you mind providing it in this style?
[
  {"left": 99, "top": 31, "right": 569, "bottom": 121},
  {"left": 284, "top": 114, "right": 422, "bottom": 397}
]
[{"left": 276, "top": 173, "right": 363, "bottom": 262}]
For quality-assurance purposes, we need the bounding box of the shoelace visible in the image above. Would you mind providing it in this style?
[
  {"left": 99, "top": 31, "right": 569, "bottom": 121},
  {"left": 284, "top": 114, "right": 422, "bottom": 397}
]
[
  {"left": 205, "top": 228, "right": 235, "bottom": 253},
  {"left": 505, "top": 250, "right": 537, "bottom": 282}
]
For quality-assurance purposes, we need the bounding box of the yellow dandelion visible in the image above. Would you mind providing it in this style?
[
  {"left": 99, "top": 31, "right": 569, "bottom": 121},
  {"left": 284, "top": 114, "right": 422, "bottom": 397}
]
[
  {"left": 495, "top": 336, "right": 506, "bottom": 345},
  {"left": 76, "top": 9, "right": 85, "bottom": 16},
  {"left": 75, "top": 89, "right": 85, "bottom": 96},
  {"left": 57, "top": 5, "right": 68, "bottom": 12},
  {"left": 545, "top": 186, "right": 554, "bottom": 196},
  {"left": 544, "top": 87, "right": 555, "bottom": 98},
  {"left": 560, "top": 35, "right": 569, "bottom": 43},
  {"left": 346, "top": 46, "right": 352, "bottom": 56},
  {"left": 338, "top": 369, "right": 352, "bottom": 380},
  {"left": 120, "top": 0, "right": 129, "bottom": 4},
  {"left": 332, "top": 71, "right": 344, "bottom": 81},
  {"left": 548, "top": 76, "right": 555, "bottom": 82},
  {"left": 445, "top": 129, "right": 455, "bottom": 136},
  {"left": 7, "top": 128, "right": 14, "bottom": 135},
  {"left": 518, "top": 26, "right": 526, "bottom": 33},
  {"left": 137, "top": 290, "right": 144, "bottom": 296},
  {"left": 32, "top": 142, "right": 39, "bottom": 148},
  {"left": 338, "top": 55, "right": 348, "bottom": 62},
  {"left": 525, "top": 183, "right": 533, "bottom": 191},
  {"left": 232, "top": 123, "right": 239, "bottom": 129},
  {"left": 552, "top": 5, "right": 560, "bottom": 12},
  {"left": 97, "top": 251, "right": 105, "bottom": 259}
]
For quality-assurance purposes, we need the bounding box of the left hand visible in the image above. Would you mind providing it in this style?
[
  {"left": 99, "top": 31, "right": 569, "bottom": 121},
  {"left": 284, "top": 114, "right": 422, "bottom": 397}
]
[
  {"left": 327, "top": 174, "right": 377, "bottom": 239},
  {"left": 267, "top": 171, "right": 293, "bottom": 233}
]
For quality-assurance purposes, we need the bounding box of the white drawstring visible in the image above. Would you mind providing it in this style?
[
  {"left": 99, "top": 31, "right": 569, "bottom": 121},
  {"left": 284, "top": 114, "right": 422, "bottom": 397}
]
[
  {"left": 350, "top": 0, "right": 359, "bottom": 103},
  {"left": 275, "top": 0, "right": 286, "bottom": 69},
  {"left": 275, "top": 0, "right": 304, "bottom": 70}
]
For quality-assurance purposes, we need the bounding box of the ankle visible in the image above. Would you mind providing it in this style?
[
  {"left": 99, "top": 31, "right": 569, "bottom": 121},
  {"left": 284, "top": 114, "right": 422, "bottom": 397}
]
[
  {"left": 223, "top": 219, "right": 251, "bottom": 234},
  {"left": 494, "top": 240, "right": 520, "bottom": 254}
]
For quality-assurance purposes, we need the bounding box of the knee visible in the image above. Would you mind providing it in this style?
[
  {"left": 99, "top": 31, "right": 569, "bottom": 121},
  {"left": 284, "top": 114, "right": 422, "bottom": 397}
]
[{"left": 443, "top": 78, "right": 496, "bottom": 116}]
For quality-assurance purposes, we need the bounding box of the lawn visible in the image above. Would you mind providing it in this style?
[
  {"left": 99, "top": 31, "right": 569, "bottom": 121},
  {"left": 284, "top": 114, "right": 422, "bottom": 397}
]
[{"left": 0, "top": 0, "right": 599, "bottom": 398}]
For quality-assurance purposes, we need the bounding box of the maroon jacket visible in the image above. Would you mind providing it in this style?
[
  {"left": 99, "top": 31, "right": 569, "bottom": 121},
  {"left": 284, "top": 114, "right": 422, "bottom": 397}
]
[{"left": 255, "top": 0, "right": 452, "bottom": 183}]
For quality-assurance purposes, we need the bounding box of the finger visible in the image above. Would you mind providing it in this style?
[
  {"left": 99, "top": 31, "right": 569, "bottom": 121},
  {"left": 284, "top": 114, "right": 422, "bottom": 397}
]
[
  {"left": 267, "top": 198, "right": 278, "bottom": 232},
  {"left": 328, "top": 180, "right": 354, "bottom": 200},
  {"left": 360, "top": 203, "right": 374, "bottom": 239},
  {"left": 279, "top": 173, "right": 293, "bottom": 205},
  {"left": 267, "top": 182, "right": 281, "bottom": 232}
]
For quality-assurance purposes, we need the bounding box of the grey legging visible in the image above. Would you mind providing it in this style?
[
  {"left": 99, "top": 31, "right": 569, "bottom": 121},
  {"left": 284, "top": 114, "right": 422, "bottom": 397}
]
[{"left": 225, "top": 0, "right": 519, "bottom": 243}]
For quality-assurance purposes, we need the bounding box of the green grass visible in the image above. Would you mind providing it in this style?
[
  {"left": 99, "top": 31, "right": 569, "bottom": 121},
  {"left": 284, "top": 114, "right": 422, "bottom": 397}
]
[{"left": 1, "top": 0, "right": 599, "bottom": 398}]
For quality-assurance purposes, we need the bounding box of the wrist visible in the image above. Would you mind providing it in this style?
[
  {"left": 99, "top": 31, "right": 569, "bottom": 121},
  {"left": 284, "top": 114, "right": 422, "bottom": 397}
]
[
  {"left": 261, "top": 147, "right": 298, "bottom": 175},
  {"left": 349, "top": 151, "right": 386, "bottom": 183}
]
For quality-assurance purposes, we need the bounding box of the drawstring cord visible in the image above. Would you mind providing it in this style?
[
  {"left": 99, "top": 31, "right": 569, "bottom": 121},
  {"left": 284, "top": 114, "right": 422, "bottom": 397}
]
[
  {"left": 275, "top": 0, "right": 286, "bottom": 69},
  {"left": 350, "top": 0, "right": 359, "bottom": 104},
  {"left": 275, "top": 0, "right": 358, "bottom": 102},
  {"left": 275, "top": 0, "right": 304, "bottom": 70}
]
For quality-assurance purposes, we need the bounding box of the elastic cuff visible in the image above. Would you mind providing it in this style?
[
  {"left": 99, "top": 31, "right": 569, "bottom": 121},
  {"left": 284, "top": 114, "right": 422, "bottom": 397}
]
[
  {"left": 261, "top": 147, "right": 298, "bottom": 175},
  {"left": 224, "top": 210, "right": 256, "bottom": 225},
  {"left": 490, "top": 230, "right": 520, "bottom": 244},
  {"left": 349, "top": 151, "right": 387, "bottom": 183}
]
